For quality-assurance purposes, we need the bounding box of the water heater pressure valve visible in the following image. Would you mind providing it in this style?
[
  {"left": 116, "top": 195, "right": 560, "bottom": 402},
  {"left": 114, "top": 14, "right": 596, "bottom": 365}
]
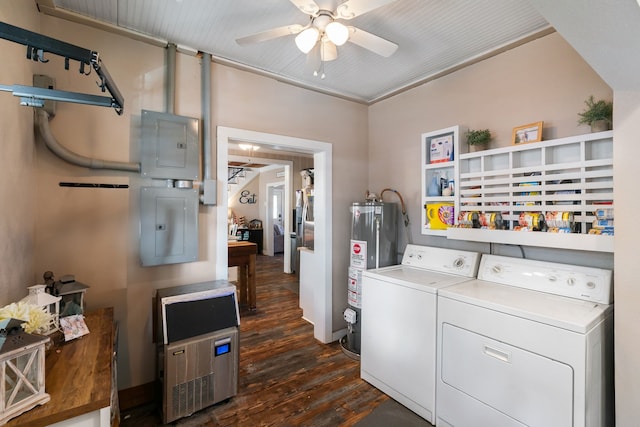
[{"left": 343, "top": 308, "right": 357, "bottom": 324}]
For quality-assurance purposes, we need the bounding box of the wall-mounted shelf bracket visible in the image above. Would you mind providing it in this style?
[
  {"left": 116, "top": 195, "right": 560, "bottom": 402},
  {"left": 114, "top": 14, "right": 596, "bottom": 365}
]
[{"left": 0, "top": 21, "right": 124, "bottom": 115}]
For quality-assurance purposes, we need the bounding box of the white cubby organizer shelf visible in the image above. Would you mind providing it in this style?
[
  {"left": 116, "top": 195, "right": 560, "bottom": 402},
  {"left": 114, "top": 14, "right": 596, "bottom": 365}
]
[
  {"left": 421, "top": 125, "right": 466, "bottom": 237},
  {"left": 422, "top": 127, "right": 614, "bottom": 253}
]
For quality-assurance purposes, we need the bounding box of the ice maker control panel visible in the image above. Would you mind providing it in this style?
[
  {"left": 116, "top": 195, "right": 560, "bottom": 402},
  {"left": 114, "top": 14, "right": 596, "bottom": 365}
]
[
  {"left": 401, "top": 244, "right": 481, "bottom": 278},
  {"left": 478, "top": 255, "right": 613, "bottom": 305}
]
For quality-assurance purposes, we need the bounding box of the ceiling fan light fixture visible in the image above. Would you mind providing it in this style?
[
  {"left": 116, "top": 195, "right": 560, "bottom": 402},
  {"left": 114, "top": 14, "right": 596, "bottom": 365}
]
[
  {"left": 325, "top": 21, "right": 349, "bottom": 46},
  {"left": 321, "top": 38, "right": 337, "bottom": 61},
  {"left": 295, "top": 27, "right": 319, "bottom": 53}
]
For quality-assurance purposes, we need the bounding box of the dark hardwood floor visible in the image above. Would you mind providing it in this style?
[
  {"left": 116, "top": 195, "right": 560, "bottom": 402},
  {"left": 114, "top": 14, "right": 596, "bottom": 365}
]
[{"left": 121, "top": 254, "right": 389, "bottom": 426}]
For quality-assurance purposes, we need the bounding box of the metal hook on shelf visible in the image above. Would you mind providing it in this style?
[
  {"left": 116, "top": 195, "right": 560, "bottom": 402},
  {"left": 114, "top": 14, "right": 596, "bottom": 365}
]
[{"left": 96, "top": 74, "right": 106, "bottom": 92}]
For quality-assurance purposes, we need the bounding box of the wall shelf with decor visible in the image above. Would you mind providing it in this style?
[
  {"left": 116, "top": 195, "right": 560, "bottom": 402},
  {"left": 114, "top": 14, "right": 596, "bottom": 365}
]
[
  {"left": 447, "top": 130, "right": 614, "bottom": 252},
  {"left": 421, "top": 125, "right": 466, "bottom": 236}
]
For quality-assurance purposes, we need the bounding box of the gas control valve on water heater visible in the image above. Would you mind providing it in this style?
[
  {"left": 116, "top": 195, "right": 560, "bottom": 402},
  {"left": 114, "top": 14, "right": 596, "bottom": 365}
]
[{"left": 342, "top": 201, "right": 398, "bottom": 356}]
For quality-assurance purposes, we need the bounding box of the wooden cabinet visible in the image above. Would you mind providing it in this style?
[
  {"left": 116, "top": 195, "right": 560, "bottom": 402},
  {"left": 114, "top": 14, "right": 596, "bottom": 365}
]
[{"left": 237, "top": 228, "right": 263, "bottom": 254}]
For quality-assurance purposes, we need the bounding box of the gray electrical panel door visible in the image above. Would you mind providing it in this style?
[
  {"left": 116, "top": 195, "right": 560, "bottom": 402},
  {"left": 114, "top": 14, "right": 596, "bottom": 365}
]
[
  {"left": 140, "top": 187, "right": 199, "bottom": 266},
  {"left": 141, "top": 110, "right": 199, "bottom": 180}
]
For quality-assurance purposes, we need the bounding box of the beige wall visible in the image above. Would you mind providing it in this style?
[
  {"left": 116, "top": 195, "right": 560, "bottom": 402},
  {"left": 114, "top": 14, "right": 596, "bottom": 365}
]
[
  {"left": 229, "top": 175, "right": 261, "bottom": 227},
  {"left": 0, "top": 3, "right": 38, "bottom": 306}
]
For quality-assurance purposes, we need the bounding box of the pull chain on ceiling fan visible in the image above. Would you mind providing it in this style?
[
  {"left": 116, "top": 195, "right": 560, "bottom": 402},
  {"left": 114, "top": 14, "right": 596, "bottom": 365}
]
[{"left": 236, "top": 0, "right": 399, "bottom": 78}]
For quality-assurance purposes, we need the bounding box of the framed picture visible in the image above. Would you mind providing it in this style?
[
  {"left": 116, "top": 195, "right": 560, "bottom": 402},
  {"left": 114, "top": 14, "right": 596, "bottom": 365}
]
[{"left": 512, "top": 121, "right": 543, "bottom": 145}]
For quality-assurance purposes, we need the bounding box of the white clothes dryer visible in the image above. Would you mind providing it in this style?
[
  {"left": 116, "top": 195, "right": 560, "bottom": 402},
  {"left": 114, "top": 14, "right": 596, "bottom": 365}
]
[
  {"left": 436, "top": 254, "right": 614, "bottom": 427},
  {"left": 360, "top": 244, "right": 481, "bottom": 423}
]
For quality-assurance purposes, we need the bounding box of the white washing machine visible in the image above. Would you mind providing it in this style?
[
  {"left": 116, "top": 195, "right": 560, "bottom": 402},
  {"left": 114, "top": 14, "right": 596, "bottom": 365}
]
[
  {"left": 360, "top": 244, "right": 481, "bottom": 423},
  {"left": 436, "top": 254, "right": 614, "bottom": 427}
]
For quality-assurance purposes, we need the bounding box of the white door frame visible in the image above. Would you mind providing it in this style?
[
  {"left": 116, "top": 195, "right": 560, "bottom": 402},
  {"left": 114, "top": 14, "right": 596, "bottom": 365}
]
[{"left": 216, "top": 126, "right": 333, "bottom": 343}]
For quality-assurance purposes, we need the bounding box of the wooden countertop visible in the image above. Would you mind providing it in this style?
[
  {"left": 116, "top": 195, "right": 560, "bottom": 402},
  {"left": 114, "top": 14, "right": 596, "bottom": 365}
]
[
  {"left": 7, "top": 307, "right": 114, "bottom": 427},
  {"left": 228, "top": 240, "right": 257, "bottom": 255}
]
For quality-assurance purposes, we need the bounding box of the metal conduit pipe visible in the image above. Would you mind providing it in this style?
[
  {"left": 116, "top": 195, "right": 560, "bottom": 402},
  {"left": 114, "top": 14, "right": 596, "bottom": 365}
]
[
  {"left": 36, "top": 109, "right": 141, "bottom": 173},
  {"left": 201, "top": 52, "right": 212, "bottom": 181},
  {"left": 165, "top": 43, "right": 176, "bottom": 114}
]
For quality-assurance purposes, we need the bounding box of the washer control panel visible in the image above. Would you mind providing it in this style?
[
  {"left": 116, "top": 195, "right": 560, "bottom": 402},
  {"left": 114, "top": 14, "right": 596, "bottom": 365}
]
[
  {"left": 401, "top": 244, "right": 481, "bottom": 278},
  {"left": 478, "top": 255, "right": 613, "bottom": 305}
]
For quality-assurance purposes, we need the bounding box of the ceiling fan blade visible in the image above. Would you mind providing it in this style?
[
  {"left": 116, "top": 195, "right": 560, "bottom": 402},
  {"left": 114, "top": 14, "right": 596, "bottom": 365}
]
[
  {"left": 289, "top": 0, "right": 320, "bottom": 16},
  {"left": 336, "top": 0, "right": 397, "bottom": 20},
  {"left": 347, "top": 27, "right": 398, "bottom": 57},
  {"left": 236, "top": 24, "right": 304, "bottom": 46}
]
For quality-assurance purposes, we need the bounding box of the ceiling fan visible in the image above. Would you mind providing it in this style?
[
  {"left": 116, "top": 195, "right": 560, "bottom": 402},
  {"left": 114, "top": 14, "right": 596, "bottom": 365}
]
[{"left": 236, "top": 0, "right": 399, "bottom": 78}]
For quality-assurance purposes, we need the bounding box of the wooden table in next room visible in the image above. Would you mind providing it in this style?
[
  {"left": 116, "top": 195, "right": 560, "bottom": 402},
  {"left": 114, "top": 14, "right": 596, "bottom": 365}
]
[{"left": 228, "top": 241, "right": 257, "bottom": 310}]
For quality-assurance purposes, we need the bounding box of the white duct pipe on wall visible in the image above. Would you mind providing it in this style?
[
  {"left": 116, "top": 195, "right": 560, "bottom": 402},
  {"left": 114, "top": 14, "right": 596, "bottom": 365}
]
[{"left": 36, "top": 109, "right": 141, "bottom": 173}]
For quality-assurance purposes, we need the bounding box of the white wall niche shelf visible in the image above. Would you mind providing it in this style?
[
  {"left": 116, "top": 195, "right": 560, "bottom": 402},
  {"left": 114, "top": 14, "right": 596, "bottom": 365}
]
[
  {"left": 421, "top": 125, "right": 466, "bottom": 236},
  {"left": 448, "top": 130, "right": 613, "bottom": 253}
]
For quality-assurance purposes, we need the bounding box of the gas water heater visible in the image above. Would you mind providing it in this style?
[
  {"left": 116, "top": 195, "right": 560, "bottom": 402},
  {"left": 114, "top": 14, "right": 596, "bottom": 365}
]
[{"left": 342, "top": 201, "right": 398, "bottom": 357}]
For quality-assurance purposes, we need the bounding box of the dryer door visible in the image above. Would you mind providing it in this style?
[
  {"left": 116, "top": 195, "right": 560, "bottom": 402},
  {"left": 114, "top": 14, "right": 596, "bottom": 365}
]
[{"left": 441, "top": 323, "right": 573, "bottom": 426}]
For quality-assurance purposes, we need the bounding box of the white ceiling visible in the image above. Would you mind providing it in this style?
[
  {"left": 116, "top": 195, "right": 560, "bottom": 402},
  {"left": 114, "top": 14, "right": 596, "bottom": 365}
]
[
  {"left": 36, "top": 0, "right": 552, "bottom": 104},
  {"left": 527, "top": 0, "right": 640, "bottom": 92}
]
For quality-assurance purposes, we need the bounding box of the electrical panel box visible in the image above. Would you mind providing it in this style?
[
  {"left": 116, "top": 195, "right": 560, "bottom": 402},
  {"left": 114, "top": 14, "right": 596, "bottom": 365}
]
[
  {"left": 140, "top": 187, "right": 199, "bottom": 266},
  {"left": 141, "top": 110, "right": 199, "bottom": 180}
]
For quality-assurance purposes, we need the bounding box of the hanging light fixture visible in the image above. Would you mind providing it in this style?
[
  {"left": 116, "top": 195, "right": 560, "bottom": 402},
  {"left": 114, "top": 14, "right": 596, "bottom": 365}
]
[
  {"left": 295, "top": 27, "right": 320, "bottom": 54},
  {"left": 320, "top": 37, "right": 337, "bottom": 61},
  {"left": 295, "top": 12, "right": 352, "bottom": 78},
  {"left": 325, "top": 21, "right": 349, "bottom": 46},
  {"left": 238, "top": 144, "right": 260, "bottom": 151}
]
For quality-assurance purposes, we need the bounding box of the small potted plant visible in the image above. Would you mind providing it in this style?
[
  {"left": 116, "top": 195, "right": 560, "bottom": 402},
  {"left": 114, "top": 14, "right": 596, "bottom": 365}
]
[
  {"left": 465, "top": 129, "right": 491, "bottom": 152},
  {"left": 577, "top": 95, "right": 613, "bottom": 132}
]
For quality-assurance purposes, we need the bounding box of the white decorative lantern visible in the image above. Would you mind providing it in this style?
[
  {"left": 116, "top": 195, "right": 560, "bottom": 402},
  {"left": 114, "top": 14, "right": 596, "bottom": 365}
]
[
  {"left": 0, "top": 318, "right": 50, "bottom": 425},
  {"left": 20, "top": 285, "right": 61, "bottom": 334}
]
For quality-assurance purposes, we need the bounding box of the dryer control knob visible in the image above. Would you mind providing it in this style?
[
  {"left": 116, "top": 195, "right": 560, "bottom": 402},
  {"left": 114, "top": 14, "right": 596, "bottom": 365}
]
[
  {"left": 453, "top": 258, "right": 465, "bottom": 268},
  {"left": 567, "top": 277, "right": 576, "bottom": 286}
]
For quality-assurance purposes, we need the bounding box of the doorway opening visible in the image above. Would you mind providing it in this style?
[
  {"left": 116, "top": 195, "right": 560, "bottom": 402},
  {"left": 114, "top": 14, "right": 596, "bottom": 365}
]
[
  {"left": 227, "top": 155, "right": 294, "bottom": 269},
  {"left": 216, "top": 127, "right": 333, "bottom": 343},
  {"left": 267, "top": 182, "right": 285, "bottom": 256}
]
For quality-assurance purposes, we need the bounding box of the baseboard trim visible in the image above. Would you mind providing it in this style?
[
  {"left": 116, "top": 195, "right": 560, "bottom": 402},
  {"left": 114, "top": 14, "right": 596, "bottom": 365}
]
[{"left": 118, "top": 382, "right": 157, "bottom": 411}]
